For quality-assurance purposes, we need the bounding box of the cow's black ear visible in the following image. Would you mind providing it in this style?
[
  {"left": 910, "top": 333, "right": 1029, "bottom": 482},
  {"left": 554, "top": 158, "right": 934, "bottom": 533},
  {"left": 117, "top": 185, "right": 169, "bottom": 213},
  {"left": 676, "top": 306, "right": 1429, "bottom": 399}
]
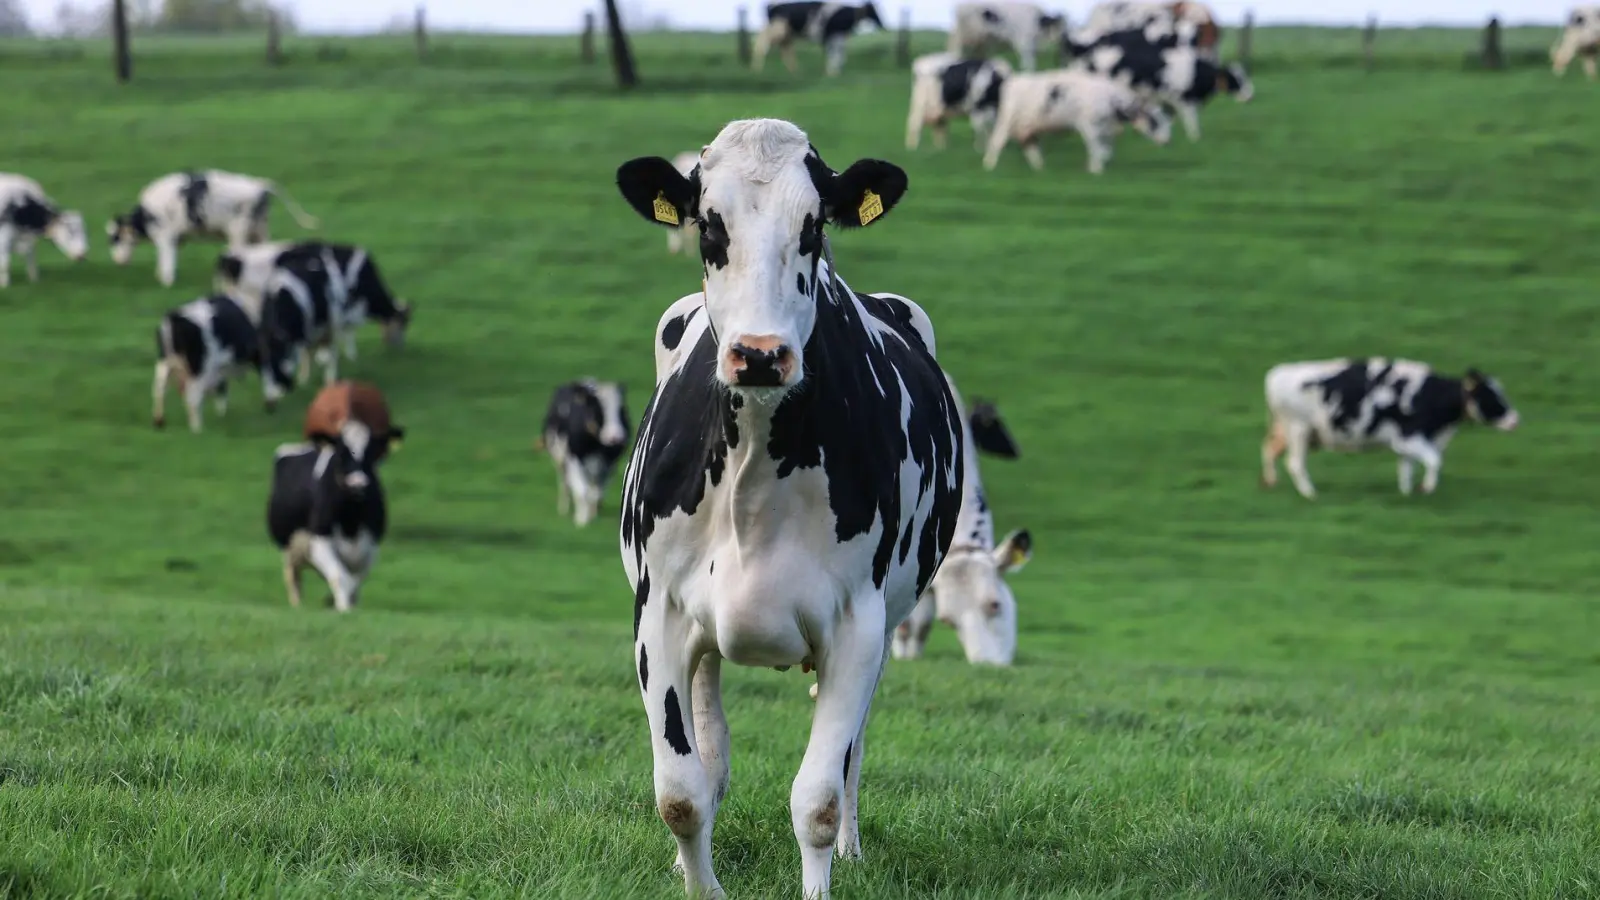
[
  {"left": 388, "top": 426, "right": 406, "bottom": 441},
  {"left": 1464, "top": 367, "right": 1485, "bottom": 387},
  {"left": 820, "top": 159, "right": 907, "bottom": 229},
  {"left": 617, "top": 156, "right": 695, "bottom": 229}
]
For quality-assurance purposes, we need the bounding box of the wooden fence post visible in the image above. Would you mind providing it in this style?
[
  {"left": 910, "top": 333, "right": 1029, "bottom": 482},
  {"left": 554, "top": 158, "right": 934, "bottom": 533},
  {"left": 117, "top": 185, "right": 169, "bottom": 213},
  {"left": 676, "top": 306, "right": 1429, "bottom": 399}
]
[
  {"left": 266, "top": 10, "right": 283, "bottom": 66},
  {"left": 1482, "top": 16, "right": 1503, "bottom": 70},
  {"left": 111, "top": 0, "right": 131, "bottom": 82},
  {"left": 895, "top": 7, "right": 911, "bottom": 67},
  {"left": 737, "top": 7, "right": 751, "bottom": 65},
  {"left": 1362, "top": 14, "right": 1376, "bottom": 72},
  {"left": 414, "top": 5, "right": 427, "bottom": 60},
  {"left": 582, "top": 11, "right": 597, "bottom": 63},
  {"left": 1238, "top": 9, "right": 1253, "bottom": 69},
  {"left": 603, "top": 0, "right": 639, "bottom": 89}
]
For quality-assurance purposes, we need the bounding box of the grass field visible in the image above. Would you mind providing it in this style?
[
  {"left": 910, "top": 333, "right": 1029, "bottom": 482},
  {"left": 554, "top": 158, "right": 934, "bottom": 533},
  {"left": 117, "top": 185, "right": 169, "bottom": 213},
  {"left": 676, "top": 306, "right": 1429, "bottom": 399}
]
[{"left": 3, "top": 27, "right": 1599, "bottom": 899}]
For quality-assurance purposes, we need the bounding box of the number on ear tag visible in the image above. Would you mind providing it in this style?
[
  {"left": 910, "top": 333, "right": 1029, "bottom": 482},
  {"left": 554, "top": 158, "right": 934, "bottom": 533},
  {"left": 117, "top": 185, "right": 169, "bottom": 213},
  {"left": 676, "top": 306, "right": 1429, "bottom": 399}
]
[
  {"left": 653, "top": 193, "right": 680, "bottom": 226},
  {"left": 858, "top": 189, "right": 883, "bottom": 226}
]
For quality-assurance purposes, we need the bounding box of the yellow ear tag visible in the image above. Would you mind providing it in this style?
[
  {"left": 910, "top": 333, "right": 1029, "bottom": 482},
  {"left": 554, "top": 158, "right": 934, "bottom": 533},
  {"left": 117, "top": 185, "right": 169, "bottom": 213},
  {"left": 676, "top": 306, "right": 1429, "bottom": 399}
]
[
  {"left": 390, "top": 438, "right": 403, "bottom": 452},
  {"left": 652, "top": 193, "right": 680, "bottom": 226},
  {"left": 858, "top": 189, "right": 883, "bottom": 226},
  {"left": 1009, "top": 547, "right": 1028, "bottom": 567}
]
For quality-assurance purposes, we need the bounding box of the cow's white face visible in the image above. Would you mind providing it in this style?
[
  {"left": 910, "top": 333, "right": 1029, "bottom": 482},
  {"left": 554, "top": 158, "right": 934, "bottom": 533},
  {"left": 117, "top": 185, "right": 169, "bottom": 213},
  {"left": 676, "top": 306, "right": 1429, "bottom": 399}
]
[
  {"left": 46, "top": 211, "right": 87, "bottom": 260},
  {"left": 616, "top": 118, "right": 908, "bottom": 395},
  {"left": 933, "top": 529, "right": 1031, "bottom": 665},
  {"left": 590, "top": 381, "right": 629, "bottom": 446}
]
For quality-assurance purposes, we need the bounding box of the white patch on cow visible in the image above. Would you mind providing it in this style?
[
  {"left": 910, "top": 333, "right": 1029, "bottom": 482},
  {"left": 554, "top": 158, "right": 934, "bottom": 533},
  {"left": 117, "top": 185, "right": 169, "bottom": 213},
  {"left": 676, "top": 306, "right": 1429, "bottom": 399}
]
[{"left": 587, "top": 379, "right": 628, "bottom": 445}]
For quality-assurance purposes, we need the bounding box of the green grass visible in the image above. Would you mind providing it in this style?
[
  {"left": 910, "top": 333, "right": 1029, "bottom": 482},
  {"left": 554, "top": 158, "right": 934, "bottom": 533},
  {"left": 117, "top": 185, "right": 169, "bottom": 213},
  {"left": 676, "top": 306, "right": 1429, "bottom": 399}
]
[{"left": 3, "top": 30, "right": 1599, "bottom": 899}]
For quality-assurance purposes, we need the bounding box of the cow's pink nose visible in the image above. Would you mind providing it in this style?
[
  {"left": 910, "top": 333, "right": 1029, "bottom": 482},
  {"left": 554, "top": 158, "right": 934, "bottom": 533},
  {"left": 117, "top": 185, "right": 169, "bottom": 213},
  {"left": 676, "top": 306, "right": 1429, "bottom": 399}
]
[{"left": 725, "top": 336, "right": 794, "bottom": 387}]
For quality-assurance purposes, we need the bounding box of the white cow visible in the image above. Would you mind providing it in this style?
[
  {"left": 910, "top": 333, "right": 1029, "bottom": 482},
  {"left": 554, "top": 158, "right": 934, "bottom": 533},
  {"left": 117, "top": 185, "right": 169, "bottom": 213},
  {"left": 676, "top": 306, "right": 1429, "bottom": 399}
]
[
  {"left": 906, "top": 52, "right": 1013, "bottom": 151},
  {"left": 948, "top": 2, "right": 1066, "bottom": 72},
  {"left": 1552, "top": 6, "right": 1600, "bottom": 79},
  {"left": 983, "top": 67, "right": 1172, "bottom": 173},
  {"left": 664, "top": 150, "right": 702, "bottom": 256},
  {"left": 108, "top": 169, "right": 319, "bottom": 287},
  {"left": 614, "top": 118, "right": 966, "bottom": 899},
  {"left": 0, "top": 174, "right": 87, "bottom": 288}
]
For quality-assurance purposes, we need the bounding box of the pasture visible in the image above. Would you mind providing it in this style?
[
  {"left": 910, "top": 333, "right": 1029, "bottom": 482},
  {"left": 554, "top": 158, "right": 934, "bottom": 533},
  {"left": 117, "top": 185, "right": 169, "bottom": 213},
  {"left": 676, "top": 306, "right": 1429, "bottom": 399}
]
[{"left": 3, "top": 26, "right": 1599, "bottom": 899}]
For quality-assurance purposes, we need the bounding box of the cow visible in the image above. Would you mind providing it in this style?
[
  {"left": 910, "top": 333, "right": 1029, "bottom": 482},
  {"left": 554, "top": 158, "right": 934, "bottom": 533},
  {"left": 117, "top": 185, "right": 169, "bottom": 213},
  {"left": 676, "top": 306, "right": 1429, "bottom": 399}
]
[
  {"left": 1072, "top": 0, "right": 1220, "bottom": 58},
  {"left": 665, "top": 152, "right": 703, "bottom": 256},
  {"left": 0, "top": 174, "right": 87, "bottom": 288},
  {"left": 267, "top": 419, "right": 387, "bottom": 612},
  {"left": 1067, "top": 29, "right": 1252, "bottom": 141},
  {"left": 304, "top": 380, "right": 406, "bottom": 466},
  {"left": 613, "top": 118, "right": 965, "bottom": 899},
  {"left": 891, "top": 388, "right": 1032, "bottom": 666},
  {"left": 151, "top": 293, "right": 259, "bottom": 433},
  {"left": 1261, "top": 358, "right": 1520, "bottom": 500},
  {"left": 947, "top": 2, "right": 1066, "bottom": 72},
  {"left": 107, "top": 170, "right": 319, "bottom": 287},
  {"left": 536, "top": 380, "right": 630, "bottom": 528},
  {"left": 983, "top": 68, "right": 1172, "bottom": 173},
  {"left": 755, "top": 1, "right": 885, "bottom": 77},
  {"left": 1552, "top": 6, "right": 1600, "bottom": 79},
  {"left": 215, "top": 239, "right": 413, "bottom": 349},
  {"left": 905, "top": 52, "right": 1013, "bottom": 151}
]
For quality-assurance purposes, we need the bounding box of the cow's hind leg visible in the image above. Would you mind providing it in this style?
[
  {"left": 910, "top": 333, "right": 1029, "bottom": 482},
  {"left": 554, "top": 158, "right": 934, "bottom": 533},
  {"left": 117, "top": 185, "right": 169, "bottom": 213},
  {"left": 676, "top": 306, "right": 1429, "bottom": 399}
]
[
  {"left": 1261, "top": 418, "right": 1287, "bottom": 487},
  {"left": 795, "top": 594, "right": 887, "bottom": 897},
  {"left": 282, "top": 534, "right": 309, "bottom": 607},
  {"left": 636, "top": 585, "right": 725, "bottom": 899},
  {"left": 151, "top": 359, "right": 174, "bottom": 429}
]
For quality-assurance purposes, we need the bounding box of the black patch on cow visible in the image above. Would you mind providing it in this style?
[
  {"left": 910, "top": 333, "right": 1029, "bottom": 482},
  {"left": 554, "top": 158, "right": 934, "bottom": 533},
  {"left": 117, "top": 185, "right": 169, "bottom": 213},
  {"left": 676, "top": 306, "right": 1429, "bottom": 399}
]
[
  {"left": 980, "top": 7, "right": 1001, "bottom": 23},
  {"left": 708, "top": 560, "right": 714, "bottom": 574},
  {"left": 637, "top": 644, "right": 649, "bottom": 691},
  {"left": 661, "top": 307, "right": 699, "bottom": 351},
  {"left": 939, "top": 59, "right": 981, "bottom": 108},
  {"left": 1465, "top": 369, "right": 1511, "bottom": 423},
  {"left": 796, "top": 273, "right": 809, "bottom": 296},
  {"left": 897, "top": 524, "right": 914, "bottom": 563},
  {"left": 215, "top": 253, "right": 244, "bottom": 285},
  {"left": 180, "top": 171, "right": 210, "bottom": 230},
  {"left": 699, "top": 209, "right": 730, "bottom": 270},
  {"left": 663, "top": 687, "right": 692, "bottom": 755},
  {"left": 1047, "top": 85, "right": 1062, "bottom": 105},
  {"left": 1312, "top": 359, "right": 1475, "bottom": 443},
  {"left": 633, "top": 570, "right": 649, "bottom": 639},
  {"left": 843, "top": 741, "right": 854, "bottom": 781},
  {"left": 798, "top": 212, "right": 823, "bottom": 258},
  {"left": 2, "top": 194, "right": 55, "bottom": 232},
  {"left": 1181, "top": 58, "right": 1222, "bottom": 102},
  {"left": 266, "top": 442, "right": 387, "bottom": 549},
  {"left": 249, "top": 191, "right": 272, "bottom": 223},
  {"left": 158, "top": 294, "right": 259, "bottom": 378},
  {"left": 767, "top": 1, "right": 821, "bottom": 35}
]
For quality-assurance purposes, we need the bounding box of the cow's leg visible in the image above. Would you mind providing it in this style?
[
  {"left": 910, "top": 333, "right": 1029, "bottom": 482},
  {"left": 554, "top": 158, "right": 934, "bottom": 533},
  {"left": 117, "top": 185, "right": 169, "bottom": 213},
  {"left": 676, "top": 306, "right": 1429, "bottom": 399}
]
[
  {"left": 1584, "top": 51, "right": 1597, "bottom": 81},
  {"left": 225, "top": 219, "right": 253, "bottom": 252},
  {"left": 794, "top": 593, "right": 887, "bottom": 899},
  {"left": 155, "top": 235, "right": 179, "bottom": 287},
  {"left": 151, "top": 359, "right": 172, "bottom": 429},
  {"left": 182, "top": 373, "right": 211, "bottom": 434},
  {"left": 1178, "top": 102, "right": 1202, "bottom": 141},
  {"left": 890, "top": 591, "right": 936, "bottom": 660},
  {"left": 307, "top": 536, "right": 359, "bottom": 612},
  {"left": 1023, "top": 139, "right": 1046, "bottom": 171},
  {"left": 21, "top": 236, "right": 38, "bottom": 283},
  {"left": 282, "top": 534, "right": 310, "bottom": 607},
  {"left": 752, "top": 24, "right": 778, "bottom": 71},
  {"left": 0, "top": 226, "right": 13, "bottom": 287},
  {"left": 932, "top": 119, "right": 949, "bottom": 150},
  {"left": 342, "top": 330, "right": 358, "bottom": 361},
  {"left": 347, "top": 546, "right": 376, "bottom": 607},
  {"left": 1260, "top": 418, "right": 1287, "bottom": 487},
  {"left": 1283, "top": 421, "right": 1317, "bottom": 499},
  {"left": 636, "top": 587, "right": 724, "bottom": 899},
  {"left": 213, "top": 377, "right": 229, "bottom": 416},
  {"left": 1396, "top": 456, "right": 1415, "bottom": 496},
  {"left": 824, "top": 38, "right": 845, "bottom": 77},
  {"left": 295, "top": 346, "right": 312, "bottom": 386},
  {"left": 691, "top": 652, "right": 731, "bottom": 832},
  {"left": 1019, "top": 42, "right": 1036, "bottom": 72},
  {"left": 1392, "top": 435, "right": 1444, "bottom": 495},
  {"left": 834, "top": 643, "right": 886, "bottom": 862},
  {"left": 1082, "top": 131, "right": 1110, "bottom": 174},
  {"left": 782, "top": 41, "right": 799, "bottom": 74},
  {"left": 566, "top": 458, "right": 594, "bottom": 526}
]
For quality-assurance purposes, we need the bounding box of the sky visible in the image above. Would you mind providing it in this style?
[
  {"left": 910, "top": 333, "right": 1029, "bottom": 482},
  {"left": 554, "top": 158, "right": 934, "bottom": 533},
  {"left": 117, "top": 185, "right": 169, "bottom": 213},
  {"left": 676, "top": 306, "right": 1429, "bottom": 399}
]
[{"left": 14, "top": 0, "right": 1570, "bottom": 34}]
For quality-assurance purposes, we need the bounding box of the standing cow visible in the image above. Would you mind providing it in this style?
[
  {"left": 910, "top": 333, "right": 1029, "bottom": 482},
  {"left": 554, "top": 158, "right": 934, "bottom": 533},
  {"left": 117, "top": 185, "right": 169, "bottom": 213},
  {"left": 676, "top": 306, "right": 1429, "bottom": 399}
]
[
  {"left": 151, "top": 293, "right": 259, "bottom": 433},
  {"left": 537, "top": 379, "right": 630, "bottom": 528},
  {"left": 108, "top": 170, "right": 319, "bottom": 287},
  {"left": 0, "top": 174, "right": 88, "bottom": 288},
  {"left": 755, "top": 1, "right": 885, "bottom": 76},
  {"left": 948, "top": 2, "right": 1066, "bottom": 72},
  {"left": 267, "top": 419, "right": 388, "bottom": 612},
  {"left": 217, "top": 240, "right": 412, "bottom": 349},
  {"left": 890, "top": 386, "right": 1032, "bottom": 666},
  {"left": 1067, "top": 27, "right": 1252, "bottom": 141},
  {"left": 905, "top": 52, "right": 1013, "bottom": 151},
  {"left": 1261, "top": 358, "right": 1520, "bottom": 500},
  {"left": 1073, "top": 0, "right": 1220, "bottom": 58},
  {"left": 614, "top": 118, "right": 964, "bottom": 899},
  {"left": 1552, "top": 6, "right": 1600, "bottom": 79},
  {"left": 983, "top": 68, "right": 1173, "bottom": 173}
]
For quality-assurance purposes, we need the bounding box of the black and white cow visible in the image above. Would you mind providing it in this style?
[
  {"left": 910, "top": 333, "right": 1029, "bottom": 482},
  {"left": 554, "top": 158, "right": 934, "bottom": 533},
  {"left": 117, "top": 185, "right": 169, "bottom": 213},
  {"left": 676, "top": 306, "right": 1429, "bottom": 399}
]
[
  {"left": 1067, "top": 27, "right": 1252, "bottom": 140},
  {"left": 948, "top": 2, "right": 1066, "bottom": 72},
  {"left": 905, "top": 52, "right": 1013, "bottom": 151},
  {"left": 891, "top": 385, "right": 1032, "bottom": 666},
  {"left": 267, "top": 420, "right": 387, "bottom": 612},
  {"left": 755, "top": 1, "right": 885, "bottom": 76},
  {"left": 1553, "top": 6, "right": 1600, "bottom": 79},
  {"left": 1262, "top": 358, "right": 1520, "bottom": 500},
  {"left": 151, "top": 293, "right": 260, "bottom": 433},
  {"left": 216, "top": 239, "right": 412, "bottom": 347},
  {"left": 0, "top": 174, "right": 87, "bottom": 288},
  {"left": 614, "top": 118, "right": 964, "bottom": 899},
  {"left": 538, "top": 379, "right": 630, "bottom": 528},
  {"left": 108, "top": 170, "right": 319, "bottom": 287}
]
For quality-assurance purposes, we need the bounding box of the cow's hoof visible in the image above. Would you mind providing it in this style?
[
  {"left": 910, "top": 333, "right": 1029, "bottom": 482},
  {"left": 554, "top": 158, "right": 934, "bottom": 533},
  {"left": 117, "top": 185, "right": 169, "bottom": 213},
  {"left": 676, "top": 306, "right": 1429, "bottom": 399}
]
[
  {"left": 152, "top": 417, "right": 165, "bottom": 430},
  {"left": 808, "top": 683, "right": 819, "bottom": 701}
]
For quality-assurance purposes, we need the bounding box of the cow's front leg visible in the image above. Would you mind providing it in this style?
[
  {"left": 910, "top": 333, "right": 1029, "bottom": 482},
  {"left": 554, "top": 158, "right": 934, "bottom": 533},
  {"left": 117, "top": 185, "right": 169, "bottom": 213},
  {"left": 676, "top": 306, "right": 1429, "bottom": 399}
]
[
  {"left": 213, "top": 377, "right": 230, "bottom": 416},
  {"left": 1585, "top": 50, "right": 1598, "bottom": 81},
  {"left": 0, "top": 228, "right": 13, "bottom": 287},
  {"left": 566, "top": 459, "right": 595, "bottom": 526},
  {"left": 834, "top": 641, "right": 886, "bottom": 862},
  {"left": 282, "top": 534, "right": 310, "bottom": 607},
  {"left": 182, "top": 374, "right": 210, "bottom": 433},
  {"left": 1283, "top": 421, "right": 1317, "bottom": 499},
  {"left": 823, "top": 38, "right": 845, "bottom": 76},
  {"left": 151, "top": 359, "right": 173, "bottom": 428},
  {"left": 1081, "top": 132, "right": 1108, "bottom": 174},
  {"left": 1023, "top": 139, "right": 1047, "bottom": 171},
  {"left": 795, "top": 595, "right": 887, "bottom": 899},
  {"left": 1393, "top": 436, "right": 1443, "bottom": 495},
  {"left": 636, "top": 585, "right": 724, "bottom": 899},
  {"left": 21, "top": 238, "right": 38, "bottom": 283},
  {"left": 1261, "top": 418, "right": 1287, "bottom": 487},
  {"left": 782, "top": 42, "right": 799, "bottom": 74},
  {"left": 1177, "top": 102, "right": 1202, "bottom": 141},
  {"left": 155, "top": 236, "right": 179, "bottom": 287},
  {"left": 307, "top": 536, "right": 359, "bottom": 612}
]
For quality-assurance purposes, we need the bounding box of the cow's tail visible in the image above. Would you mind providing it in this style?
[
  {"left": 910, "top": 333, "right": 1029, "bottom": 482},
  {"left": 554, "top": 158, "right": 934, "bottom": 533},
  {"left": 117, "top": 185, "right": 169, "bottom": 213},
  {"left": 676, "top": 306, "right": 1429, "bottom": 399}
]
[{"left": 268, "top": 183, "right": 320, "bottom": 230}]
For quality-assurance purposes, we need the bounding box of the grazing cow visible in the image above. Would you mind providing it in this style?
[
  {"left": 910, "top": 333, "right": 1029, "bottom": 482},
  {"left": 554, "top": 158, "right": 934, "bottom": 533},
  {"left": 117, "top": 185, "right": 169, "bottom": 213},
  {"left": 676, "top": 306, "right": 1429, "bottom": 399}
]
[
  {"left": 892, "top": 386, "right": 1032, "bottom": 666},
  {"left": 983, "top": 68, "right": 1172, "bottom": 173},
  {"left": 1552, "top": 6, "right": 1600, "bottom": 79},
  {"left": 1073, "top": 0, "right": 1220, "bottom": 58},
  {"left": 216, "top": 239, "right": 412, "bottom": 347},
  {"left": 1067, "top": 29, "right": 1252, "bottom": 141},
  {"left": 305, "top": 380, "right": 406, "bottom": 466},
  {"left": 755, "top": 1, "right": 885, "bottom": 76},
  {"left": 0, "top": 174, "right": 87, "bottom": 288},
  {"left": 905, "top": 52, "right": 1013, "bottom": 151},
  {"left": 267, "top": 421, "right": 387, "bottom": 612},
  {"left": 151, "top": 293, "right": 259, "bottom": 433},
  {"left": 1261, "top": 358, "right": 1520, "bottom": 500},
  {"left": 537, "top": 379, "right": 630, "bottom": 528},
  {"left": 108, "top": 170, "right": 319, "bottom": 287},
  {"left": 948, "top": 2, "right": 1066, "bottom": 72},
  {"left": 613, "top": 118, "right": 964, "bottom": 899},
  {"left": 665, "top": 152, "right": 703, "bottom": 256}
]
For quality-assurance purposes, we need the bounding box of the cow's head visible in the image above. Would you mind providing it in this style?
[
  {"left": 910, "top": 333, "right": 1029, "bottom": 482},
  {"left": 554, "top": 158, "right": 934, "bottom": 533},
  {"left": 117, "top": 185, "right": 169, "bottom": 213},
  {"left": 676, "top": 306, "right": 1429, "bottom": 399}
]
[
  {"left": 932, "top": 528, "right": 1032, "bottom": 665},
  {"left": 382, "top": 301, "right": 412, "bottom": 349},
  {"left": 106, "top": 206, "right": 152, "bottom": 264},
  {"left": 1463, "top": 368, "right": 1519, "bottom": 432},
  {"left": 314, "top": 420, "right": 378, "bottom": 496},
  {"left": 591, "top": 380, "right": 630, "bottom": 447},
  {"left": 1218, "top": 61, "right": 1253, "bottom": 102},
  {"left": 1117, "top": 99, "right": 1173, "bottom": 145},
  {"left": 45, "top": 210, "right": 88, "bottom": 261},
  {"left": 617, "top": 119, "right": 908, "bottom": 394},
  {"left": 857, "top": 1, "right": 885, "bottom": 30}
]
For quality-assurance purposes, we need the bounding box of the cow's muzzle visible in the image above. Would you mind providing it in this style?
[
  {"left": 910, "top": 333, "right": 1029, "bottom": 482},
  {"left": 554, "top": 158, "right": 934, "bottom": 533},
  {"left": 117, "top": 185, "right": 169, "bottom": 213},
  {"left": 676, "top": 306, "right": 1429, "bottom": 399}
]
[{"left": 725, "top": 337, "right": 795, "bottom": 388}]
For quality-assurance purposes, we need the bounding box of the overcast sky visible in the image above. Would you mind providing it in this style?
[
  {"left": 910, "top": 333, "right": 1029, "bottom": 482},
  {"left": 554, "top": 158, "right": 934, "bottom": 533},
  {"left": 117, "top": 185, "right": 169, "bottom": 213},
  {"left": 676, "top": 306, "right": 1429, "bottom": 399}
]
[{"left": 15, "top": 0, "right": 1567, "bottom": 34}]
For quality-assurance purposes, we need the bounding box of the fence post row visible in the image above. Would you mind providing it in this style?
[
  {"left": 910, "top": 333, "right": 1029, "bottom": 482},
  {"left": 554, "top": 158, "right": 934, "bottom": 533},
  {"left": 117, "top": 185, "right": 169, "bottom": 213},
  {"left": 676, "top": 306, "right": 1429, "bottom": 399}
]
[
  {"left": 1482, "top": 16, "right": 1504, "bottom": 70},
  {"left": 415, "top": 5, "right": 427, "bottom": 60},
  {"left": 266, "top": 10, "right": 283, "bottom": 66},
  {"left": 737, "top": 7, "right": 751, "bottom": 65},
  {"left": 582, "top": 11, "right": 597, "bottom": 64},
  {"left": 111, "top": 0, "right": 132, "bottom": 82},
  {"left": 895, "top": 7, "right": 911, "bottom": 67},
  {"left": 1238, "top": 10, "right": 1253, "bottom": 69},
  {"left": 1362, "top": 14, "right": 1376, "bottom": 71}
]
